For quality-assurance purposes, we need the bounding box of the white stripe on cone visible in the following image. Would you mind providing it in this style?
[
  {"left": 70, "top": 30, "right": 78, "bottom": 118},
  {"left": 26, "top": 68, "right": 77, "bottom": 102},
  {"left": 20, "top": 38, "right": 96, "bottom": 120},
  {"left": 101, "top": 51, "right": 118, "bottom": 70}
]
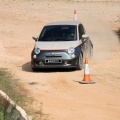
[
  {"left": 74, "top": 14, "right": 77, "bottom": 21},
  {"left": 84, "top": 64, "right": 90, "bottom": 74},
  {"left": 74, "top": 10, "right": 77, "bottom": 21}
]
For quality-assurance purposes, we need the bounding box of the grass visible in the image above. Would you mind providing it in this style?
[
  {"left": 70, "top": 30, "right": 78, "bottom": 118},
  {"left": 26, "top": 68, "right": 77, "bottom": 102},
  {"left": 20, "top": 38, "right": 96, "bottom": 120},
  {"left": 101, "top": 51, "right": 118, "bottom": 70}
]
[
  {"left": 0, "top": 68, "right": 48, "bottom": 120},
  {"left": 0, "top": 102, "right": 16, "bottom": 120},
  {"left": 0, "top": 68, "right": 28, "bottom": 120},
  {"left": 0, "top": 68, "right": 26, "bottom": 106},
  {"left": 35, "top": 103, "right": 49, "bottom": 120}
]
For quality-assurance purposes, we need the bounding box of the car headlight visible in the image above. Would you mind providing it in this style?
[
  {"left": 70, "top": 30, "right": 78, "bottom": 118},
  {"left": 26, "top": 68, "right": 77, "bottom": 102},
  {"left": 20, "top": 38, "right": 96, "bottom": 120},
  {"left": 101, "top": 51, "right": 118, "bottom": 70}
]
[
  {"left": 68, "top": 47, "right": 76, "bottom": 58},
  {"left": 68, "top": 47, "right": 75, "bottom": 54},
  {"left": 34, "top": 48, "right": 40, "bottom": 54}
]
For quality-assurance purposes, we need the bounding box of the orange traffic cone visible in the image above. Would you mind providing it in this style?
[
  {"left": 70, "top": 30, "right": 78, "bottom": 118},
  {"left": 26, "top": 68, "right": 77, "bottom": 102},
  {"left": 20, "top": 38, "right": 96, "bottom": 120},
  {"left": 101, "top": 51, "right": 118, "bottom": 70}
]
[
  {"left": 73, "top": 10, "right": 77, "bottom": 21},
  {"left": 79, "top": 58, "right": 95, "bottom": 84}
]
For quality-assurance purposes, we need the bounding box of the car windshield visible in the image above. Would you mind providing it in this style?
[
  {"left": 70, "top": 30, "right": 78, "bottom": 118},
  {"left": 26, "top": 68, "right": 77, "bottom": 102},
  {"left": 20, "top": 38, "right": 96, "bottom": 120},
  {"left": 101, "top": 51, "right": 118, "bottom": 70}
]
[{"left": 38, "top": 25, "right": 77, "bottom": 41}]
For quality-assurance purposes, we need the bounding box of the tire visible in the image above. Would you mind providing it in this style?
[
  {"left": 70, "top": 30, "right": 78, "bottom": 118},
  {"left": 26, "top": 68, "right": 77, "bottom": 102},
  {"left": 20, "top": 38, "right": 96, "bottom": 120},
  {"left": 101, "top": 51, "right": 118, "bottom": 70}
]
[
  {"left": 31, "top": 61, "right": 38, "bottom": 72},
  {"left": 32, "top": 67, "right": 38, "bottom": 72},
  {"left": 76, "top": 53, "right": 83, "bottom": 70}
]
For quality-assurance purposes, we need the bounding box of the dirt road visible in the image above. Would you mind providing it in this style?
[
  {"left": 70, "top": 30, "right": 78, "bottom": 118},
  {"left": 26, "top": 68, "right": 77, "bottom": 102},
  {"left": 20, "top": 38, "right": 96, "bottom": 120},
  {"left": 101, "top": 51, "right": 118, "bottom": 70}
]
[{"left": 0, "top": 0, "right": 120, "bottom": 120}]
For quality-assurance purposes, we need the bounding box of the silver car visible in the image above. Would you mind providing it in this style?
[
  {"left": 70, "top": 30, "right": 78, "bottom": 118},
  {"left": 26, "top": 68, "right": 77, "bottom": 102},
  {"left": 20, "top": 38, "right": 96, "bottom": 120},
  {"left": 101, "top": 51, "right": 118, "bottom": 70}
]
[{"left": 31, "top": 21, "right": 93, "bottom": 71}]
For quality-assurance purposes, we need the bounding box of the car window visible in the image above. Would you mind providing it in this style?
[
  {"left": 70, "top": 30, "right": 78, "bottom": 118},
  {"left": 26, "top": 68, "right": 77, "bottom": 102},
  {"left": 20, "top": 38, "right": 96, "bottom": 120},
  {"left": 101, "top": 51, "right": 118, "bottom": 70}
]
[
  {"left": 78, "top": 24, "right": 85, "bottom": 39},
  {"left": 38, "top": 25, "right": 77, "bottom": 41}
]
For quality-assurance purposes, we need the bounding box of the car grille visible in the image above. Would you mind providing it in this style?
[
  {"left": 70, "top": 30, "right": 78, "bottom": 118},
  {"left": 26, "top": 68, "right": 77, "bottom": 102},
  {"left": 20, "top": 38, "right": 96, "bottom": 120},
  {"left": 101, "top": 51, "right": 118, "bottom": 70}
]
[{"left": 45, "top": 56, "right": 62, "bottom": 58}]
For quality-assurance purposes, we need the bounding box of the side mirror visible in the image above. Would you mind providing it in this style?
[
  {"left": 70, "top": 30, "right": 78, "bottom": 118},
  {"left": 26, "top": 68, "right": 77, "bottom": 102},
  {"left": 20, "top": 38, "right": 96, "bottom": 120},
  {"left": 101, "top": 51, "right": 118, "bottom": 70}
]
[
  {"left": 82, "top": 34, "right": 89, "bottom": 39},
  {"left": 32, "top": 36, "right": 38, "bottom": 42}
]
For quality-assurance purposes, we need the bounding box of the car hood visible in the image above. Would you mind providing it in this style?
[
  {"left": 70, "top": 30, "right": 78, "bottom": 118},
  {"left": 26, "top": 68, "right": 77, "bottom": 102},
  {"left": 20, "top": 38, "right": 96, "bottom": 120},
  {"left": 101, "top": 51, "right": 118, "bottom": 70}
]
[{"left": 35, "top": 41, "right": 82, "bottom": 50}]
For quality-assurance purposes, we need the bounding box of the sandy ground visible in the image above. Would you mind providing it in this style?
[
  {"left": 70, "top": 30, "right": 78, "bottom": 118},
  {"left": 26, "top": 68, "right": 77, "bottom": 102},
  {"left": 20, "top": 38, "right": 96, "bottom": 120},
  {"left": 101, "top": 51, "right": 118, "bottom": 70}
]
[{"left": 0, "top": 0, "right": 120, "bottom": 120}]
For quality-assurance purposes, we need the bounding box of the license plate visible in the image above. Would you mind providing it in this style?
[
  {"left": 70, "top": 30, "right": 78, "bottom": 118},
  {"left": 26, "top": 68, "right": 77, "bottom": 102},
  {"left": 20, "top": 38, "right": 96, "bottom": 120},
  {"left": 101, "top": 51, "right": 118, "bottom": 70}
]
[{"left": 45, "top": 59, "right": 62, "bottom": 63}]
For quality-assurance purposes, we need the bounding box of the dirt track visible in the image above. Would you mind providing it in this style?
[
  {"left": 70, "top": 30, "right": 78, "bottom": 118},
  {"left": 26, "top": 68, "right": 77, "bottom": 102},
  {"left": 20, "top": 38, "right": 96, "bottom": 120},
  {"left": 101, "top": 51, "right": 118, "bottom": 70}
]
[{"left": 0, "top": 0, "right": 120, "bottom": 120}]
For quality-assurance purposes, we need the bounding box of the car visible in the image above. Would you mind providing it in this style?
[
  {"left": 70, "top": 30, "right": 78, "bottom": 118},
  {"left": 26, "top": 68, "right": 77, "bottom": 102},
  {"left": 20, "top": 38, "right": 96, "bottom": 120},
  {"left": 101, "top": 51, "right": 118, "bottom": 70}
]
[{"left": 31, "top": 20, "right": 93, "bottom": 71}]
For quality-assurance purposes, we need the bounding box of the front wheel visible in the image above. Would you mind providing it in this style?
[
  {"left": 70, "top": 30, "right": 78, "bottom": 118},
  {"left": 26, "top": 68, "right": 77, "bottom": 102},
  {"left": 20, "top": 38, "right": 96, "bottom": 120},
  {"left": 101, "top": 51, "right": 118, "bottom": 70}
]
[
  {"left": 76, "top": 53, "right": 83, "bottom": 70},
  {"left": 31, "top": 61, "right": 38, "bottom": 72},
  {"left": 32, "top": 67, "right": 38, "bottom": 72}
]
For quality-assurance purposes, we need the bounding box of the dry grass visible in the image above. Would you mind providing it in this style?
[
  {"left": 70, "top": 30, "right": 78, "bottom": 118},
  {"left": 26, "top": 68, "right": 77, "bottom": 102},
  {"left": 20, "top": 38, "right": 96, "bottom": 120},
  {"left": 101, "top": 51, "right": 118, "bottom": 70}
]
[{"left": 0, "top": 68, "right": 27, "bottom": 106}]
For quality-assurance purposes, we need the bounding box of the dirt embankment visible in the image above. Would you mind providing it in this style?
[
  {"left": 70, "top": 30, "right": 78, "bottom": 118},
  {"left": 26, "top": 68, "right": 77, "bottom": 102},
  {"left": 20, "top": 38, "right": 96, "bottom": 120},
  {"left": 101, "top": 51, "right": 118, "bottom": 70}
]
[{"left": 0, "top": 0, "right": 120, "bottom": 120}]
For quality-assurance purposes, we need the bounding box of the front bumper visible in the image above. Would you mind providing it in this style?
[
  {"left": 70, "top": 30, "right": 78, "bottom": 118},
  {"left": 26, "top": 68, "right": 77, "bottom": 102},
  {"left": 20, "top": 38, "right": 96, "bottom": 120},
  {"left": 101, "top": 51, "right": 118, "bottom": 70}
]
[
  {"left": 31, "top": 58, "right": 79, "bottom": 69},
  {"left": 31, "top": 50, "right": 79, "bottom": 69}
]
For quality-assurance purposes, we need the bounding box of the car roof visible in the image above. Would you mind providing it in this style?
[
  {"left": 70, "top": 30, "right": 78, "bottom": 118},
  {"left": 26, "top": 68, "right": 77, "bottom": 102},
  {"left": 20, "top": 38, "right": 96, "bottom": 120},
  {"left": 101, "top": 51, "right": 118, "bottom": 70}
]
[{"left": 45, "top": 21, "right": 80, "bottom": 26}]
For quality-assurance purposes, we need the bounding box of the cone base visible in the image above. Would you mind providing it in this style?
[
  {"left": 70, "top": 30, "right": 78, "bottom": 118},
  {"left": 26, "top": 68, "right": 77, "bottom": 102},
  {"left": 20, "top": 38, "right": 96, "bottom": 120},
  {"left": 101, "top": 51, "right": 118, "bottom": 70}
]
[{"left": 79, "top": 80, "right": 95, "bottom": 84}]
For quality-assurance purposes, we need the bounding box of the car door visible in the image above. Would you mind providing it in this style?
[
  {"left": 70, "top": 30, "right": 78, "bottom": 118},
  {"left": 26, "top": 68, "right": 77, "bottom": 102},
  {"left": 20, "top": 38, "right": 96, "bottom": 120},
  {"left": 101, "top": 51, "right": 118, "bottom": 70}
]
[{"left": 78, "top": 24, "right": 88, "bottom": 58}]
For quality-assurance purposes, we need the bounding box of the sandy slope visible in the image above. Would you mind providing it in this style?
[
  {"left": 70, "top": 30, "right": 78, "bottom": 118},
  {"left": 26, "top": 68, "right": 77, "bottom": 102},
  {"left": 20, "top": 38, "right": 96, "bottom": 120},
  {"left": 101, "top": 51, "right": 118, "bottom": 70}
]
[{"left": 0, "top": 0, "right": 120, "bottom": 120}]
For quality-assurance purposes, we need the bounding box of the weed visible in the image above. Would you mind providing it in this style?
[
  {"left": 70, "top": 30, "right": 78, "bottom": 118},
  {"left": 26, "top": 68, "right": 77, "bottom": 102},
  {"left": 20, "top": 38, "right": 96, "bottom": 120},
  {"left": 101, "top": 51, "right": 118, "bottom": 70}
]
[
  {"left": 0, "top": 68, "right": 26, "bottom": 107},
  {"left": 35, "top": 103, "right": 49, "bottom": 120},
  {"left": 0, "top": 68, "right": 28, "bottom": 119}
]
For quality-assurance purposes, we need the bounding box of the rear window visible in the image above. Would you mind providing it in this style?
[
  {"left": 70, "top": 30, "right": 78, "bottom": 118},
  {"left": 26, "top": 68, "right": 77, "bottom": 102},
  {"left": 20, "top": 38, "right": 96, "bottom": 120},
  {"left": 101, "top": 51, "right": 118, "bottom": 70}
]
[{"left": 38, "top": 25, "right": 77, "bottom": 41}]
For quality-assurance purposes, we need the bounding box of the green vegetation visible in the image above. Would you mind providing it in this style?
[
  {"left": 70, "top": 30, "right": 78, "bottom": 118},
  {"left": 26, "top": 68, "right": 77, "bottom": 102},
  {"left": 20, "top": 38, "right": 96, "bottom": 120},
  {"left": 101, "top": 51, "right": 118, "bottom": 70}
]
[
  {"left": 0, "top": 68, "right": 27, "bottom": 120},
  {"left": 0, "top": 68, "right": 26, "bottom": 105},
  {"left": 0, "top": 68, "right": 48, "bottom": 120},
  {"left": 0, "top": 103, "right": 16, "bottom": 120},
  {"left": 35, "top": 103, "right": 49, "bottom": 120}
]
